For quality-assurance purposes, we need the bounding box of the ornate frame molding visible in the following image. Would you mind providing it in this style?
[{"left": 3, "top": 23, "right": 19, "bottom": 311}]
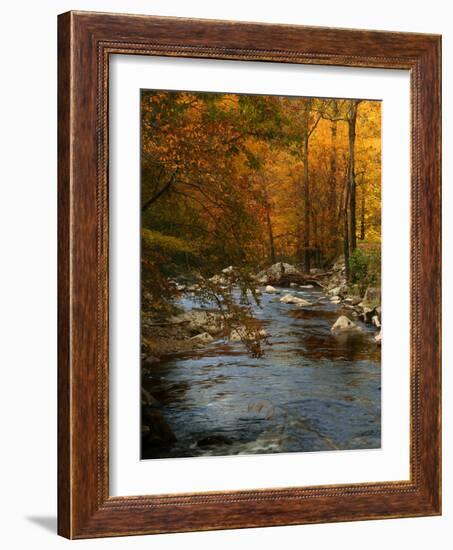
[{"left": 58, "top": 11, "right": 441, "bottom": 538}]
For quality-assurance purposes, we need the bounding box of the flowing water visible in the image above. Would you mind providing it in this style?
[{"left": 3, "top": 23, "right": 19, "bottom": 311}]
[{"left": 142, "top": 285, "right": 381, "bottom": 459}]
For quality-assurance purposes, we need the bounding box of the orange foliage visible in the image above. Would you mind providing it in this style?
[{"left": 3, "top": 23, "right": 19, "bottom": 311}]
[{"left": 141, "top": 90, "right": 381, "bottom": 276}]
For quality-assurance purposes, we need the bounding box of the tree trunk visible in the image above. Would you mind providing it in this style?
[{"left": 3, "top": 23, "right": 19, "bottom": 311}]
[
  {"left": 266, "top": 206, "right": 276, "bottom": 264},
  {"left": 329, "top": 109, "right": 338, "bottom": 241},
  {"left": 261, "top": 178, "right": 276, "bottom": 264},
  {"left": 302, "top": 129, "right": 310, "bottom": 273},
  {"left": 343, "top": 178, "right": 351, "bottom": 282},
  {"left": 347, "top": 101, "right": 359, "bottom": 252},
  {"left": 299, "top": 99, "right": 320, "bottom": 273},
  {"left": 312, "top": 205, "right": 319, "bottom": 267},
  {"left": 360, "top": 180, "right": 366, "bottom": 240}
]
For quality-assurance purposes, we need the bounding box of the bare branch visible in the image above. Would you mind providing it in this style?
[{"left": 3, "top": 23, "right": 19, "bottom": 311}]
[{"left": 141, "top": 171, "right": 178, "bottom": 212}]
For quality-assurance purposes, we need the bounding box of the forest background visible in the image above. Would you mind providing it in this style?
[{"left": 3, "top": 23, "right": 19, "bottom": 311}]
[{"left": 141, "top": 91, "right": 381, "bottom": 332}]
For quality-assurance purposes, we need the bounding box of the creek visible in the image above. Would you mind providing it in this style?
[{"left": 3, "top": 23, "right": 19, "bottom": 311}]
[{"left": 142, "top": 285, "right": 381, "bottom": 459}]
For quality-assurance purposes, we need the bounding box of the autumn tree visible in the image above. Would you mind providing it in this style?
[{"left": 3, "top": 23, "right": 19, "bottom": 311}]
[{"left": 140, "top": 89, "right": 381, "bottom": 311}]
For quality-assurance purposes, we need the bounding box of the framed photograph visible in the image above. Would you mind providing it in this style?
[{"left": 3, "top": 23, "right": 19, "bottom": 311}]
[{"left": 58, "top": 11, "right": 441, "bottom": 538}]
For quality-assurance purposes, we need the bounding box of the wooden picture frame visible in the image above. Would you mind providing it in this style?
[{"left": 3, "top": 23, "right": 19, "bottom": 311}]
[{"left": 58, "top": 10, "right": 441, "bottom": 539}]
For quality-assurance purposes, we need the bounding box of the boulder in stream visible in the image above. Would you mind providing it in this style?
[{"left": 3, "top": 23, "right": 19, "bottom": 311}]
[
  {"left": 331, "top": 315, "right": 362, "bottom": 333},
  {"left": 344, "top": 296, "right": 362, "bottom": 306},
  {"left": 328, "top": 285, "right": 347, "bottom": 297},
  {"left": 143, "top": 355, "right": 161, "bottom": 368},
  {"left": 264, "top": 285, "right": 279, "bottom": 294},
  {"left": 280, "top": 294, "right": 312, "bottom": 306},
  {"left": 257, "top": 262, "right": 303, "bottom": 285},
  {"left": 256, "top": 271, "right": 269, "bottom": 284}
]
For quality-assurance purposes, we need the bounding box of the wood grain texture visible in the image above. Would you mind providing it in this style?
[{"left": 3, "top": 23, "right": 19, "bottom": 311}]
[
  {"left": 57, "top": 10, "right": 441, "bottom": 539},
  {"left": 57, "top": 11, "right": 72, "bottom": 538}
]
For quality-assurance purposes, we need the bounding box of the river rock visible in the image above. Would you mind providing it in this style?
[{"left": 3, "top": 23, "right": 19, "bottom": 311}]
[
  {"left": 300, "top": 284, "right": 314, "bottom": 288},
  {"left": 331, "top": 315, "right": 361, "bottom": 333},
  {"left": 190, "top": 332, "right": 214, "bottom": 345},
  {"left": 328, "top": 286, "right": 343, "bottom": 297},
  {"left": 171, "top": 310, "right": 223, "bottom": 335},
  {"left": 265, "top": 285, "right": 279, "bottom": 294},
  {"left": 269, "top": 262, "right": 301, "bottom": 277},
  {"left": 257, "top": 262, "right": 303, "bottom": 285},
  {"left": 329, "top": 296, "right": 341, "bottom": 304},
  {"left": 279, "top": 293, "right": 295, "bottom": 303},
  {"left": 280, "top": 294, "right": 312, "bottom": 306},
  {"left": 293, "top": 297, "right": 312, "bottom": 306},
  {"left": 143, "top": 355, "right": 160, "bottom": 367},
  {"left": 372, "top": 315, "right": 381, "bottom": 328},
  {"left": 375, "top": 331, "right": 382, "bottom": 345},
  {"left": 344, "top": 296, "right": 362, "bottom": 306},
  {"left": 256, "top": 271, "right": 269, "bottom": 284}
]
